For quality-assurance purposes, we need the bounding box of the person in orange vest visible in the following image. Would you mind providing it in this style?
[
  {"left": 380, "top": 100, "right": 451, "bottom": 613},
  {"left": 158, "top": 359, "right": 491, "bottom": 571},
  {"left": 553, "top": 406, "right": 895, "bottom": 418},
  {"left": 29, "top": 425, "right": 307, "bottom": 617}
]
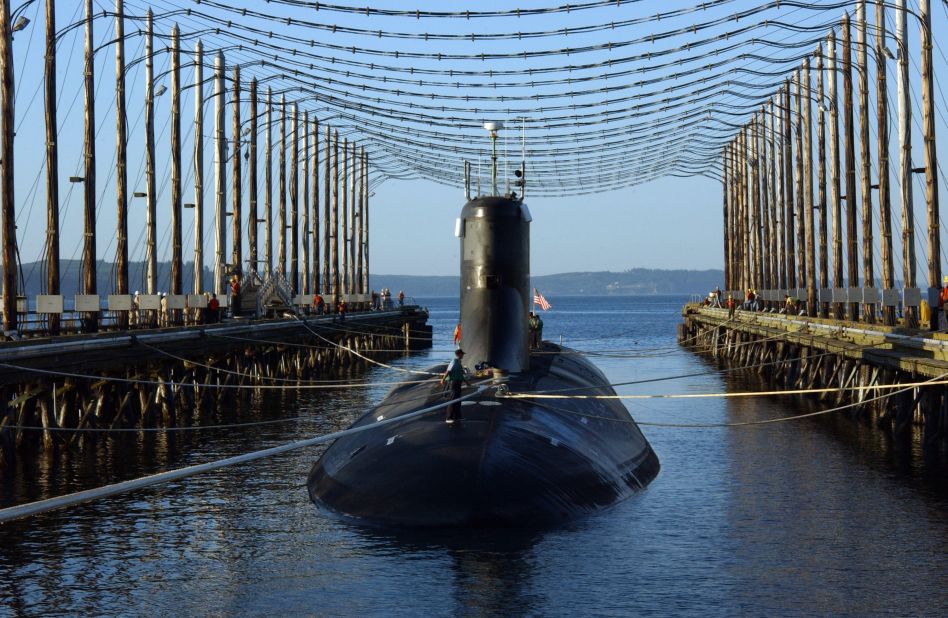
[
  {"left": 337, "top": 299, "right": 347, "bottom": 322},
  {"left": 314, "top": 293, "right": 325, "bottom": 315},
  {"left": 938, "top": 276, "right": 948, "bottom": 330},
  {"left": 726, "top": 294, "right": 736, "bottom": 319},
  {"left": 453, "top": 323, "right": 462, "bottom": 348},
  {"left": 230, "top": 276, "right": 241, "bottom": 317}
]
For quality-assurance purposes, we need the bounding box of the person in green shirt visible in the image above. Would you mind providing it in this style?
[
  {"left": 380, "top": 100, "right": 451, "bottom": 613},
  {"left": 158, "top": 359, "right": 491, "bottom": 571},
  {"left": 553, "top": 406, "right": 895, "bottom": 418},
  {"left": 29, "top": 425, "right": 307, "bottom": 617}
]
[{"left": 440, "top": 349, "right": 470, "bottom": 423}]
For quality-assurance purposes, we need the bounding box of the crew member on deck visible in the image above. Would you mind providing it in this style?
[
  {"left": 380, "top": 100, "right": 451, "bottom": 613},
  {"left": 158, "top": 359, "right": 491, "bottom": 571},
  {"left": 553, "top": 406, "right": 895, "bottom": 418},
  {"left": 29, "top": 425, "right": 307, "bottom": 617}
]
[
  {"left": 440, "top": 349, "right": 470, "bottom": 424},
  {"left": 939, "top": 276, "right": 948, "bottom": 330}
]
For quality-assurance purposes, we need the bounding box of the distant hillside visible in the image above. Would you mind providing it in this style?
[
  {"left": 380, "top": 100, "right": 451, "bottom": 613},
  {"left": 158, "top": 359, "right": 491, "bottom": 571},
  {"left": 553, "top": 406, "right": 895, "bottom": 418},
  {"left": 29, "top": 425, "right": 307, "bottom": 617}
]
[
  {"left": 373, "top": 268, "right": 724, "bottom": 297},
  {"left": 19, "top": 262, "right": 723, "bottom": 298}
]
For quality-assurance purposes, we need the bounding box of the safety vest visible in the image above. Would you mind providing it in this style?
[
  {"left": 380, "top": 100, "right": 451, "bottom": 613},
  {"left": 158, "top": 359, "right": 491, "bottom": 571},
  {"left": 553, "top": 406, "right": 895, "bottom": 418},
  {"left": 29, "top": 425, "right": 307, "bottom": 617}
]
[{"left": 447, "top": 359, "right": 464, "bottom": 381}]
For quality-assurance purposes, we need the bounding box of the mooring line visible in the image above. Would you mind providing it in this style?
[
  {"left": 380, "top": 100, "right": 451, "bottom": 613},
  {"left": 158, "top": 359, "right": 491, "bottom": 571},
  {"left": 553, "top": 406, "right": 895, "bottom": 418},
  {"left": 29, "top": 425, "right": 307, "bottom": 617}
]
[
  {"left": 0, "top": 362, "right": 436, "bottom": 391},
  {"left": 0, "top": 384, "right": 492, "bottom": 524},
  {"left": 504, "top": 377, "right": 948, "bottom": 401}
]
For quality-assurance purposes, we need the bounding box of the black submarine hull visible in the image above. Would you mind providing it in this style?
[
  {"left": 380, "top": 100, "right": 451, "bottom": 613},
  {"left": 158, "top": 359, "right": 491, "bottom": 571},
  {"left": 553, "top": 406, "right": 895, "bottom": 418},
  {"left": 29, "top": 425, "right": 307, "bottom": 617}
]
[{"left": 307, "top": 342, "right": 659, "bottom": 527}]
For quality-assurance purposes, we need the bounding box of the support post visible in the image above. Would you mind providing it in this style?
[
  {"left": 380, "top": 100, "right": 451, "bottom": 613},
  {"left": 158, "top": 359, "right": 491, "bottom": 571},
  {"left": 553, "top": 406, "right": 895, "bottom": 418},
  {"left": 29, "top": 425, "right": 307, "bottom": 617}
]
[
  {"left": 723, "top": 146, "right": 730, "bottom": 294},
  {"left": 783, "top": 83, "right": 796, "bottom": 289},
  {"left": 362, "top": 148, "right": 369, "bottom": 294},
  {"left": 349, "top": 140, "right": 357, "bottom": 294},
  {"left": 0, "top": 0, "right": 14, "bottom": 333},
  {"left": 876, "top": 1, "right": 895, "bottom": 326},
  {"left": 170, "top": 26, "right": 182, "bottom": 299},
  {"left": 248, "top": 78, "right": 257, "bottom": 278},
  {"left": 290, "top": 103, "right": 299, "bottom": 294},
  {"left": 81, "top": 0, "right": 97, "bottom": 332},
  {"left": 311, "top": 118, "right": 319, "bottom": 294},
  {"left": 356, "top": 145, "right": 364, "bottom": 294},
  {"left": 278, "top": 95, "right": 286, "bottom": 276},
  {"left": 804, "top": 59, "right": 817, "bottom": 317},
  {"left": 920, "top": 0, "right": 940, "bottom": 330},
  {"left": 857, "top": 0, "right": 874, "bottom": 323},
  {"left": 231, "top": 66, "right": 242, "bottom": 282},
  {"left": 44, "top": 0, "right": 59, "bottom": 334},
  {"left": 816, "top": 46, "right": 829, "bottom": 318},
  {"left": 768, "top": 101, "right": 778, "bottom": 292},
  {"left": 896, "top": 0, "right": 917, "bottom": 326},
  {"left": 827, "top": 30, "right": 844, "bottom": 319},
  {"left": 842, "top": 13, "right": 860, "bottom": 321},
  {"left": 794, "top": 72, "right": 807, "bottom": 298},
  {"left": 193, "top": 41, "right": 203, "bottom": 294},
  {"left": 114, "top": 0, "right": 128, "bottom": 329},
  {"left": 144, "top": 10, "right": 156, "bottom": 295},
  {"left": 213, "top": 52, "right": 225, "bottom": 296},
  {"left": 301, "top": 110, "right": 309, "bottom": 296},
  {"left": 331, "top": 129, "right": 340, "bottom": 303},
  {"left": 323, "top": 124, "right": 331, "bottom": 297},
  {"left": 264, "top": 88, "right": 272, "bottom": 274},
  {"left": 341, "top": 137, "right": 349, "bottom": 295},
  {"left": 774, "top": 98, "right": 786, "bottom": 290}
]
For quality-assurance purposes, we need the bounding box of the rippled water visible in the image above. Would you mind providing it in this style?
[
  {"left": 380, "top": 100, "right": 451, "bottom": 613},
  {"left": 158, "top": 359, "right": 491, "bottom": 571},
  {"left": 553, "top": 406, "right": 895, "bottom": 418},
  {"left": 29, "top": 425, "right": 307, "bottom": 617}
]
[{"left": 3, "top": 296, "right": 948, "bottom": 616}]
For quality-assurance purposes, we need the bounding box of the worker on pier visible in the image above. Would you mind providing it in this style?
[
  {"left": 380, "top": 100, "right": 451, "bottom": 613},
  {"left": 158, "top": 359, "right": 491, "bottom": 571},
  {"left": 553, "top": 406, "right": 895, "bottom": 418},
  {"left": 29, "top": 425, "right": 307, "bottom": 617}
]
[
  {"left": 938, "top": 276, "right": 948, "bottom": 329},
  {"left": 441, "top": 348, "right": 470, "bottom": 424},
  {"left": 231, "top": 276, "right": 242, "bottom": 317},
  {"left": 314, "top": 293, "right": 325, "bottom": 315},
  {"left": 726, "top": 294, "right": 736, "bottom": 319},
  {"left": 208, "top": 293, "right": 220, "bottom": 324},
  {"left": 398, "top": 290, "right": 405, "bottom": 306}
]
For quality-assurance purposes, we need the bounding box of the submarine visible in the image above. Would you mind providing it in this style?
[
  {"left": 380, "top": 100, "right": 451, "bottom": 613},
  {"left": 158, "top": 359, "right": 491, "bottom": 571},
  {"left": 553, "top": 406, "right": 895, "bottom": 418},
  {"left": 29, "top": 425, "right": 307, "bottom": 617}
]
[{"left": 308, "top": 128, "right": 659, "bottom": 527}]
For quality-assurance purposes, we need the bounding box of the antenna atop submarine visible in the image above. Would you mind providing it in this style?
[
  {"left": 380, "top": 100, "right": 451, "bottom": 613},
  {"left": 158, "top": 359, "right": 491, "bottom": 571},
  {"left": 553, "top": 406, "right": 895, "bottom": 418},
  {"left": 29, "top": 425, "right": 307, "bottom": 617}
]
[{"left": 483, "top": 121, "right": 503, "bottom": 196}]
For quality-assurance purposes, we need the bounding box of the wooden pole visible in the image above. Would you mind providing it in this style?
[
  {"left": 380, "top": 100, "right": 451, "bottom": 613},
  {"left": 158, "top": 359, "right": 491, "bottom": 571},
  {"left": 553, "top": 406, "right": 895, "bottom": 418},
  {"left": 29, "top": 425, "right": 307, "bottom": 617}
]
[
  {"left": 363, "top": 148, "right": 369, "bottom": 294},
  {"left": 740, "top": 128, "right": 749, "bottom": 292},
  {"left": 144, "top": 10, "right": 156, "bottom": 295},
  {"left": 842, "top": 13, "right": 860, "bottom": 321},
  {"left": 302, "top": 110, "right": 309, "bottom": 296},
  {"left": 170, "top": 26, "right": 182, "bottom": 298},
  {"left": 0, "top": 0, "right": 13, "bottom": 332},
  {"left": 920, "top": 0, "right": 940, "bottom": 330},
  {"left": 723, "top": 146, "right": 730, "bottom": 293},
  {"left": 331, "top": 129, "right": 340, "bottom": 303},
  {"left": 264, "top": 87, "right": 272, "bottom": 273},
  {"left": 783, "top": 83, "right": 796, "bottom": 289},
  {"left": 755, "top": 113, "right": 766, "bottom": 293},
  {"left": 311, "top": 118, "right": 319, "bottom": 294},
  {"left": 44, "top": 0, "right": 59, "bottom": 334},
  {"left": 794, "top": 72, "right": 807, "bottom": 297},
  {"left": 876, "top": 1, "right": 895, "bottom": 326},
  {"left": 231, "top": 66, "right": 242, "bottom": 281},
  {"left": 356, "top": 145, "right": 364, "bottom": 294},
  {"left": 896, "top": 0, "right": 917, "bottom": 327},
  {"left": 816, "top": 46, "right": 829, "bottom": 318},
  {"left": 193, "top": 40, "right": 204, "bottom": 294},
  {"left": 81, "top": 0, "right": 97, "bottom": 332},
  {"left": 113, "top": 0, "right": 128, "bottom": 329},
  {"left": 323, "top": 124, "right": 331, "bottom": 297},
  {"left": 278, "top": 95, "right": 286, "bottom": 276},
  {"left": 857, "top": 1, "right": 874, "bottom": 323},
  {"left": 213, "top": 52, "right": 225, "bottom": 296},
  {"left": 349, "top": 140, "right": 357, "bottom": 294},
  {"left": 804, "top": 59, "right": 817, "bottom": 317},
  {"left": 774, "top": 98, "right": 786, "bottom": 290},
  {"left": 290, "top": 103, "right": 299, "bottom": 294},
  {"left": 341, "top": 137, "right": 349, "bottom": 295},
  {"left": 827, "top": 30, "right": 844, "bottom": 319},
  {"left": 248, "top": 78, "right": 257, "bottom": 278},
  {"left": 768, "top": 101, "right": 779, "bottom": 292}
]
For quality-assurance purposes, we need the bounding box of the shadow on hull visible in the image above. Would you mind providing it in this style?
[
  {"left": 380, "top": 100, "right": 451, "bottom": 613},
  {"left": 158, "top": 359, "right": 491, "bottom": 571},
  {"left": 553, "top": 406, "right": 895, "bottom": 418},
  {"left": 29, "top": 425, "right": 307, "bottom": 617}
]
[{"left": 308, "top": 342, "right": 659, "bottom": 528}]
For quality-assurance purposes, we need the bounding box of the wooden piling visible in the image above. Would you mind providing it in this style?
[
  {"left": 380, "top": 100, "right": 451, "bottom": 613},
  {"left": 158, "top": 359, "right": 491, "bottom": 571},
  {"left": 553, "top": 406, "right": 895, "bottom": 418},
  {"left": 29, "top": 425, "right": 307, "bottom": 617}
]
[
  {"left": 113, "top": 0, "right": 129, "bottom": 329},
  {"left": 783, "top": 83, "right": 796, "bottom": 289},
  {"left": 213, "top": 53, "right": 226, "bottom": 296},
  {"left": 773, "top": 99, "right": 786, "bottom": 290},
  {"left": 816, "top": 46, "right": 829, "bottom": 318},
  {"left": 265, "top": 88, "right": 272, "bottom": 273},
  {"left": 144, "top": 11, "right": 157, "bottom": 295},
  {"left": 794, "top": 73, "right": 807, "bottom": 295},
  {"left": 278, "top": 95, "right": 286, "bottom": 276},
  {"left": 723, "top": 146, "right": 730, "bottom": 293},
  {"left": 363, "top": 148, "right": 369, "bottom": 294},
  {"left": 332, "top": 129, "right": 340, "bottom": 303},
  {"left": 842, "top": 13, "right": 860, "bottom": 321},
  {"left": 193, "top": 41, "right": 204, "bottom": 294},
  {"left": 342, "top": 138, "right": 349, "bottom": 295},
  {"left": 857, "top": 1, "right": 874, "bottom": 323},
  {"left": 876, "top": 1, "right": 895, "bottom": 326},
  {"left": 349, "top": 140, "right": 358, "bottom": 294},
  {"left": 302, "top": 110, "right": 309, "bottom": 296},
  {"left": 248, "top": 78, "right": 258, "bottom": 277},
  {"left": 803, "top": 59, "right": 817, "bottom": 317},
  {"left": 231, "top": 66, "right": 242, "bottom": 280},
  {"left": 291, "top": 104, "right": 299, "bottom": 294},
  {"left": 920, "top": 0, "right": 940, "bottom": 329},
  {"left": 44, "top": 0, "right": 59, "bottom": 335},
  {"left": 311, "top": 118, "right": 319, "bottom": 294},
  {"left": 768, "top": 101, "right": 779, "bottom": 291},
  {"left": 81, "top": 0, "right": 97, "bottom": 333},
  {"left": 170, "top": 26, "right": 182, "bottom": 299},
  {"left": 323, "top": 125, "right": 331, "bottom": 297},
  {"left": 827, "top": 30, "right": 844, "bottom": 319},
  {"left": 896, "top": 0, "right": 917, "bottom": 327}
]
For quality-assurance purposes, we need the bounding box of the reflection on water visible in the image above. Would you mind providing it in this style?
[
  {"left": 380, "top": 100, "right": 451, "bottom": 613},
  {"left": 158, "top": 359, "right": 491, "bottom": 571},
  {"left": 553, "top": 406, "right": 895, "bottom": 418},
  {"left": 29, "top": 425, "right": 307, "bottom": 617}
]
[{"left": 2, "top": 296, "right": 948, "bottom": 615}]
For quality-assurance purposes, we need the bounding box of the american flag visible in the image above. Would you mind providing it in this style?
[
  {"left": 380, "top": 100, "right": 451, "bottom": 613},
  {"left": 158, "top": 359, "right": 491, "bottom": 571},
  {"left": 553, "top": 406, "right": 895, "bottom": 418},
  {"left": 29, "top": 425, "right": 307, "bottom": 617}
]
[{"left": 533, "top": 288, "right": 552, "bottom": 311}]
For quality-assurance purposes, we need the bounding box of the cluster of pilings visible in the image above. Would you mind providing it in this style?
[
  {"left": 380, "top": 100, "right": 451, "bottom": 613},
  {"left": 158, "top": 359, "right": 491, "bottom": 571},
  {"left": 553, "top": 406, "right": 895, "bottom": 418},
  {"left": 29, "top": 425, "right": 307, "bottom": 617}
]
[
  {"left": 680, "top": 307, "right": 948, "bottom": 443},
  {"left": 0, "top": 314, "right": 433, "bottom": 468},
  {"left": 722, "top": 0, "right": 939, "bottom": 328},
  {"left": 0, "top": 0, "right": 373, "bottom": 335}
]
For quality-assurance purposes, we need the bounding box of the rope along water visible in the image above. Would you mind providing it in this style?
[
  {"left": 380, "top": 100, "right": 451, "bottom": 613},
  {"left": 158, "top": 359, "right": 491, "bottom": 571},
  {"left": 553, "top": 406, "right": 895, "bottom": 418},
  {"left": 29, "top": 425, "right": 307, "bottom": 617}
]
[{"left": 0, "top": 384, "right": 492, "bottom": 524}]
